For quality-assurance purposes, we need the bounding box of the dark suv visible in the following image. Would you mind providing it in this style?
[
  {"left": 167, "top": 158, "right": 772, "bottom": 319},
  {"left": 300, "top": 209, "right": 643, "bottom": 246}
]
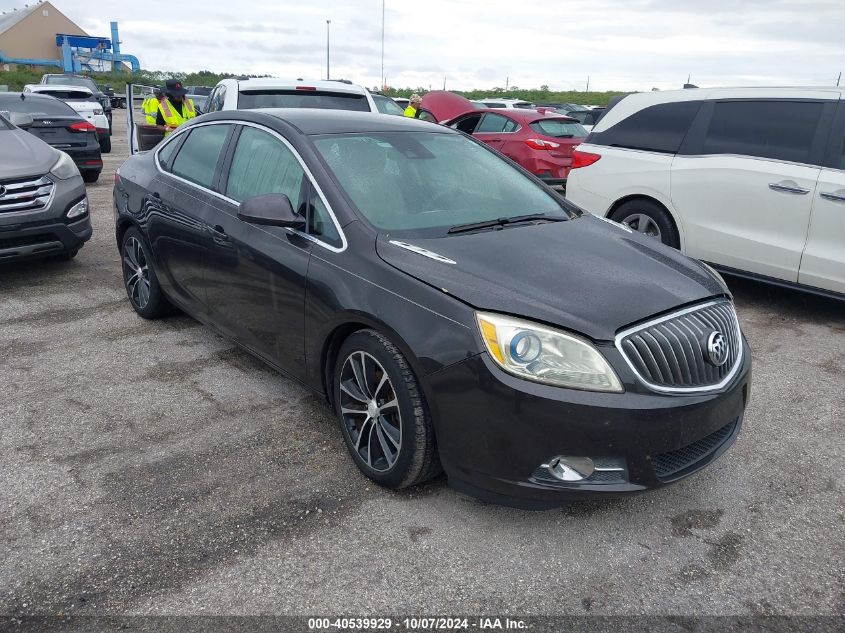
[{"left": 0, "top": 111, "right": 92, "bottom": 261}]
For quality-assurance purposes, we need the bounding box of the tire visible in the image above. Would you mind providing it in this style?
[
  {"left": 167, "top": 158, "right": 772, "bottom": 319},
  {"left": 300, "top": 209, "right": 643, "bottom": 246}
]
[
  {"left": 609, "top": 198, "right": 680, "bottom": 249},
  {"left": 120, "top": 227, "right": 172, "bottom": 319},
  {"left": 58, "top": 249, "right": 78, "bottom": 261},
  {"left": 99, "top": 136, "right": 112, "bottom": 154},
  {"left": 334, "top": 330, "right": 441, "bottom": 489}
]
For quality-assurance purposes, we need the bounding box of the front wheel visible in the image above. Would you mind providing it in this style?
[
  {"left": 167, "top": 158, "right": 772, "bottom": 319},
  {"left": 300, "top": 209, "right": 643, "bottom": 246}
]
[
  {"left": 334, "top": 330, "right": 441, "bottom": 489},
  {"left": 609, "top": 199, "right": 680, "bottom": 249}
]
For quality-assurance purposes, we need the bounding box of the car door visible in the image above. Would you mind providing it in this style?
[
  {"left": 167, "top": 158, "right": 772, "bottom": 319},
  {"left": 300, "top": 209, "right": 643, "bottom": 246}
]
[
  {"left": 671, "top": 98, "right": 834, "bottom": 281},
  {"left": 147, "top": 123, "right": 234, "bottom": 314},
  {"left": 472, "top": 113, "right": 512, "bottom": 152},
  {"left": 799, "top": 102, "right": 845, "bottom": 294},
  {"left": 202, "top": 124, "right": 314, "bottom": 379}
]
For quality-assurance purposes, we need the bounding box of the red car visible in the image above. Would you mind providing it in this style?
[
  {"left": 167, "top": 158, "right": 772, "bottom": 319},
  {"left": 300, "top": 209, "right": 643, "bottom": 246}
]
[{"left": 420, "top": 91, "right": 587, "bottom": 186}]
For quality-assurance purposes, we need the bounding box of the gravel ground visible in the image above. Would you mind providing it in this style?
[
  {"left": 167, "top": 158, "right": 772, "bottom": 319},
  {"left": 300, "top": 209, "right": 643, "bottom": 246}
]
[{"left": 0, "top": 113, "right": 843, "bottom": 618}]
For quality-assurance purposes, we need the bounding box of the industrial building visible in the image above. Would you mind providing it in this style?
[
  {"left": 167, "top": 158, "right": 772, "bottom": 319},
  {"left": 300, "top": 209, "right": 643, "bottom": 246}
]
[{"left": 0, "top": 1, "right": 138, "bottom": 72}]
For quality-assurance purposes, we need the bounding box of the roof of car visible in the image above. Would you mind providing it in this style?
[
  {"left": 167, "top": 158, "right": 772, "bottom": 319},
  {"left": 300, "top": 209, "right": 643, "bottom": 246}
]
[
  {"left": 220, "top": 108, "right": 453, "bottom": 135},
  {"left": 0, "top": 92, "right": 57, "bottom": 100},
  {"left": 27, "top": 84, "right": 93, "bottom": 94},
  {"left": 232, "top": 78, "right": 369, "bottom": 95}
]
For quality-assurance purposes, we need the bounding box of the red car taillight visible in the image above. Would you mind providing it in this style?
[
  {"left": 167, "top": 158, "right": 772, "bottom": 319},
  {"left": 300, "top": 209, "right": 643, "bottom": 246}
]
[
  {"left": 571, "top": 148, "right": 602, "bottom": 169},
  {"left": 69, "top": 121, "right": 96, "bottom": 133},
  {"left": 524, "top": 138, "right": 560, "bottom": 150}
]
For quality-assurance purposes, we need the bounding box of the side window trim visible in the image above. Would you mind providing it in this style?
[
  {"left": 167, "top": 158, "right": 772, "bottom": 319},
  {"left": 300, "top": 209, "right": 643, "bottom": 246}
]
[
  {"left": 823, "top": 101, "right": 845, "bottom": 170},
  {"left": 156, "top": 120, "right": 348, "bottom": 253}
]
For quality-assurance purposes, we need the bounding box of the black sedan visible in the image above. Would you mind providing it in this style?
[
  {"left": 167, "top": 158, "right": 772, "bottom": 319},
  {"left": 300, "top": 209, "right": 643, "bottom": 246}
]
[
  {"left": 113, "top": 109, "right": 751, "bottom": 507},
  {"left": 0, "top": 93, "right": 102, "bottom": 183}
]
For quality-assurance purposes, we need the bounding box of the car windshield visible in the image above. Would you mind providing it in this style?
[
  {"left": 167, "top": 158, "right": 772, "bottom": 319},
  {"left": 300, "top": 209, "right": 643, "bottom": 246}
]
[
  {"left": 44, "top": 75, "right": 97, "bottom": 92},
  {"left": 373, "top": 95, "right": 405, "bottom": 116},
  {"left": 312, "top": 131, "right": 571, "bottom": 237},
  {"left": 237, "top": 90, "right": 370, "bottom": 111},
  {"left": 529, "top": 119, "right": 588, "bottom": 138},
  {"left": 0, "top": 95, "right": 77, "bottom": 117}
]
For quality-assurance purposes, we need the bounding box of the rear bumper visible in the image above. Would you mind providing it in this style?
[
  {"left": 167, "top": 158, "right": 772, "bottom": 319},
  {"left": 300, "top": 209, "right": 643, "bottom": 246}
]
[{"left": 66, "top": 147, "right": 103, "bottom": 173}]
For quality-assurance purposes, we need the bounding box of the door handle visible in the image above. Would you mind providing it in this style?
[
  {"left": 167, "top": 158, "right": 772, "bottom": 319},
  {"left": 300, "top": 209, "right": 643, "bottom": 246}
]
[
  {"left": 768, "top": 182, "right": 809, "bottom": 195},
  {"left": 820, "top": 191, "right": 845, "bottom": 203}
]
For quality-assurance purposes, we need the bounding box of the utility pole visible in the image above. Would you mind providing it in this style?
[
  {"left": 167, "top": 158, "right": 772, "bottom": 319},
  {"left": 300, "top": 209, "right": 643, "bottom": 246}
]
[
  {"left": 505, "top": 76, "right": 509, "bottom": 90},
  {"left": 443, "top": 75, "right": 446, "bottom": 90},
  {"left": 586, "top": 75, "right": 590, "bottom": 92},
  {"left": 838, "top": 72, "right": 842, "bottom": 87},
  {"left": 380, "top": 0, "right": 385, "bottom": 89},
  {"left": 326, "top": 19, "right": 331, "bottom": 80}
]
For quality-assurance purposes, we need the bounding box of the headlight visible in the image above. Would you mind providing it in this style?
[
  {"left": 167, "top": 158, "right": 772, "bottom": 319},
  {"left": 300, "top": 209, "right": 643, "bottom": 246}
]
[
  {"left": 476, "top": 312, "right": 623, "bottom": 392},
  {"left": 50, "top": 152, "right": 80, "bottom": 180}
]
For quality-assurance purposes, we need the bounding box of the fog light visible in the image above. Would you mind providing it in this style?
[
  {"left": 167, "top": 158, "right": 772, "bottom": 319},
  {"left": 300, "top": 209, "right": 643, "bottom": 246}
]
[
  {"left": 67, "top": 197, "right": 89, "bottom": 220},
  {"left": 546, "top": 456, "right": 595, "bottom": 482}
]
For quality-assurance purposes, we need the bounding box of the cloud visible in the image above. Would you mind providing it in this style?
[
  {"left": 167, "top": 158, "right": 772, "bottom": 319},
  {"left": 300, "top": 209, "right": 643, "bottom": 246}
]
[{"left": 51, "top": 0, "right": 845, "bottom": 90}]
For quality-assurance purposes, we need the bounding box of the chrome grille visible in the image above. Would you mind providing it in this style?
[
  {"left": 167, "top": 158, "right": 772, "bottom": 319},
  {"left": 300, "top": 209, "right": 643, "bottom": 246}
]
[
  {"left": 0, "top": 176, "right": 54, "bottom": 214},
  {"left": 616, "top": 300, "right": 742, "bottom": 393}
]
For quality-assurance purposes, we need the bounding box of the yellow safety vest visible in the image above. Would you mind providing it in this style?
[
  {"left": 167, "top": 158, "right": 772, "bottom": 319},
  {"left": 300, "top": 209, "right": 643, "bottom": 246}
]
[
  {"left": 403, "top": 105, "right": 417, "bottom": 118},
  {"left": 158, "top": 97, "right": 196, "bottom": 134},
  {"left": 142, "top": 97, "right": 160, "bottom": 125}
]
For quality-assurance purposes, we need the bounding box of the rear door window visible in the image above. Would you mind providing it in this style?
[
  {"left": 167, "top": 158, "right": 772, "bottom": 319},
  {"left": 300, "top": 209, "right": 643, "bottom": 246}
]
[
  {"left": 590, "top": 100, "right": 701, "bottom": 153},
  {"left": 701, "top": 100, "right": 824, "bottom": 164},
  {"left": 237, "top": 90, "right": 369, "bottom": 111},
  {"left": 3, "top": 96, "right": 78, "bottom": 117},
  {"left": 476, "top": 113, "right": 511, "bottom": 133},
  {"left": 170, "top": 124, "right": 232, "bottom": 189}
]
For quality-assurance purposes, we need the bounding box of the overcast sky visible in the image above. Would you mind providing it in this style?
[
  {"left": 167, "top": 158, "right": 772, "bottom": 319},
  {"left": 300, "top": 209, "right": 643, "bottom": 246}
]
[{"left": 10, "top": 0, "right": 845, "bottom": 91}]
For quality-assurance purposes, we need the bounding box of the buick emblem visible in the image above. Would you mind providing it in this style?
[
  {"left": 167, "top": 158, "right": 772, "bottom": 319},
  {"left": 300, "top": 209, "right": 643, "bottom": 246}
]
[
  {"left": 706, "top": 331, "right": 729, "bottom": 367},
  {"left": 42, "top": 120, "right": 52, "bottom": 125}
]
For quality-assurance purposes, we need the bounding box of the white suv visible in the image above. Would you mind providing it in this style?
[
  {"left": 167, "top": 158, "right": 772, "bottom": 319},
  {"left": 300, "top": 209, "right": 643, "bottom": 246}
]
[
  {"left": 24, "top": 84, "right": 112, "bottom": 153},
  {"left": 566, "top": 87, "right": 845, "bottom": 298},
  {"left": 203, "top": 78, "right": 378, "bottom": 113},
  {"left": 477, "top": 98, "right": 535, "bottom": 109}
]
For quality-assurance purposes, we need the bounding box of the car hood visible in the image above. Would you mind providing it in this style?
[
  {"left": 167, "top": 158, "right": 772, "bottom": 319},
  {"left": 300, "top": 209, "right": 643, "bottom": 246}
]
[
  {"left": 0, "top": 129, "right": 57, "bottom": 179},
  {"left": 376, "top": 215, "right": 724, "bottom": 341},
  {"left": 420, "top": 91, "right": 477, "bottom": 122}
]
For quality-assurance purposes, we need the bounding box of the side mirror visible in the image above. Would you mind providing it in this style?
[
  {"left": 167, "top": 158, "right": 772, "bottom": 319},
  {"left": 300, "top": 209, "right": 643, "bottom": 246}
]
[
  {"left": 9, "top": 112, "right": 34, "bottom": 129},
  {"left": 237, "top": 193, "right": 304, "bottom": 228}
]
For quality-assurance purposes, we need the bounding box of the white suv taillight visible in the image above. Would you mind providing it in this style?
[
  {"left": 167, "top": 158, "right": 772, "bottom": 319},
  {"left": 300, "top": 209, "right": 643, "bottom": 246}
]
[{"left": 571, "top": 148, "right": 602, "bottom": 169}]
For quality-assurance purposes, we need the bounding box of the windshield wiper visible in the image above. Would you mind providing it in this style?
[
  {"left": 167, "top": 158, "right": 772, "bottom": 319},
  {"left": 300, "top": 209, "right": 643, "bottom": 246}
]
[{"left": 447, "top": 213, "right": 565, "bottom": 235}]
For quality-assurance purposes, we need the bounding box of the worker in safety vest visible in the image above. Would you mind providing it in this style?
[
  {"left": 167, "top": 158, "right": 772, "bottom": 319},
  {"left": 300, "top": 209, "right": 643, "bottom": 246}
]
[
  {"left": 155, "top": 79, "right": 196, "bottom": 135},
  {"left": 142, "top": 87, "right": 164, "bottom": 125},
  {"left": 403, "top": 93, "right": 422, "bottom": 118}
]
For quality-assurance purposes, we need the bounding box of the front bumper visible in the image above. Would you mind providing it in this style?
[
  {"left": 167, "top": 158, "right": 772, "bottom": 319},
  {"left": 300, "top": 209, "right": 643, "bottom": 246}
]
[
  {"left": 425, "top": 338, "right": 751, "bottom": 508},
  {"left": 0, "top": 215, "right": 92, "bottom": 261}
]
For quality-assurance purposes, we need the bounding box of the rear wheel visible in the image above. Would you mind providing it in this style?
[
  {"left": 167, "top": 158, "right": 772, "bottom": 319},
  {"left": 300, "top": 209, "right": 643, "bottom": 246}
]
[
  {"left": 334, "top": 330, "right": 441, "bottom": 489},
  {"left": 82, "top": 171, "right": 100, "bottom": 184},
  {"left": 121, "top": 227, "right": 171, "bottom": 319},
  {"left": 610, "top": 198, "right": 679, "bottom": 249},
  {"left": 99, "top": 136, "right": 112, "bottom": 154}
]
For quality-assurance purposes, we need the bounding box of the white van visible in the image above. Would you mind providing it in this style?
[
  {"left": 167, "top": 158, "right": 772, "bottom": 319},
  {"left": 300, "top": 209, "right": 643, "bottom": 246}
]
[{"left": 566, "top": 87, "right": 845, "bottom": 298}]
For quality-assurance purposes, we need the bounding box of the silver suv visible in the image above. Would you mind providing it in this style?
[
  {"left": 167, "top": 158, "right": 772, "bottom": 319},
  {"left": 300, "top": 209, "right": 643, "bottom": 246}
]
[{"left": 0, "top": 111, "right": 91, "bottom": 262}]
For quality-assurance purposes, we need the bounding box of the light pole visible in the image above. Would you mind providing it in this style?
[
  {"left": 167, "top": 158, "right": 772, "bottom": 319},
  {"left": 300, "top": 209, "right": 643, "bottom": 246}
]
[
  {"left": 380, "top": 0, "right": 385, "bottom": 90},
  {"left": 326, "top": 19, "right": 331, "bottom": 80}
]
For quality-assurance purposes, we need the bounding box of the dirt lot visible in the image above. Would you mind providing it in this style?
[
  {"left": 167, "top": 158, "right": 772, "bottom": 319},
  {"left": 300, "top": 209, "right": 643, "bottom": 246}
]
[{"left": 1, "top": 112, "right": 843, "bottom": 617}]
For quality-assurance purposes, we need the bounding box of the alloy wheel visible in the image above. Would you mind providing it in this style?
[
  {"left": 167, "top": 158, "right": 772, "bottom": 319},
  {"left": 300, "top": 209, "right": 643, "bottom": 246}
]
[
  {"left": 339, "top": 351, "right": 402, "bottom": 472},
  {"left": 620, "top": 212, "right": 662, "bottom": 240},
  {"left": 122, "top": 237, "right": 151, "bottom": 309}
]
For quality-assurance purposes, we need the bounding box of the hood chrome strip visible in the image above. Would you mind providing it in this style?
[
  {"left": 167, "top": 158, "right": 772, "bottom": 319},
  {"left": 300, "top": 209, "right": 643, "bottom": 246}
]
[{"left": 388, "top": 240, "right": 456, "bottom": 265}]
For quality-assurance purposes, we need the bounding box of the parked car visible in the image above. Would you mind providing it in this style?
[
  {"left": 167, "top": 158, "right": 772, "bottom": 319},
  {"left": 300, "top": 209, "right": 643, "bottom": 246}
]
[
  {"left": 423, "top": 91, "right": 587, "bottom": 186},
  {"left": 24, "top": 84, "right": 111, "bottom": 153},
  {"left": 0, "top": 93, "right": 102, "bottom": 183},
  {"left": 477, "top": 98, "right": 535, "bottom": 109},
  {"left": 203, "top": 78, "right": 378, "bottom": 113},
  {"left": 0, "top": 110, "right": 92, "bottom": 261},
  {"left": 190, "top": 94, "right": 210, "bottom": 114},
  {"left": 40, "top": 74, "right": 112, "bottom": 133},
  {"left": 565, "top": 107, "right": 605, "bottom": 132},
  {"left": 538, "top": 102, "right": 591, "bottom": 114},
  {"left": 566, "top": 87, "right": 845, "bottom": 299},
  {"left": 392, "top": 96, "right": 409, "bottom": 110},
  {"left": 113, "top": 109, "right": 750, "bottom": 507},
  {"left": 98, "top": 84, "right": 126, "bottom": 109}
]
